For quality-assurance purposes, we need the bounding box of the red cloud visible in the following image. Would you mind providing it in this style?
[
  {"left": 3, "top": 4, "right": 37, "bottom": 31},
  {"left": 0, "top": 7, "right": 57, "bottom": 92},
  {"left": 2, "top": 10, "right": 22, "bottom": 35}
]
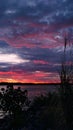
[
  {"left": 0, "top": 32, "right": 62, "bottom": 49},
  {"left": 0, "top": 70, "right": 60, "bottom": 83},
  {"left": 33, "top": 60, "right": 49, "bottom": 65},
  {"left": 1, "top": 18, "right": 72, "bottom": 49}
]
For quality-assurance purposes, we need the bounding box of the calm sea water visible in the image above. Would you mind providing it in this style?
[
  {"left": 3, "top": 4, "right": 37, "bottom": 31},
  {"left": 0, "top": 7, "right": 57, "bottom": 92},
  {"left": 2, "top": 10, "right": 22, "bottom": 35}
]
[
  {"left": 0, "top": 84, "right": 59, "bottom": 119},
  {"left": 0, "top": 84, "right": 59, "bottom": 99}
]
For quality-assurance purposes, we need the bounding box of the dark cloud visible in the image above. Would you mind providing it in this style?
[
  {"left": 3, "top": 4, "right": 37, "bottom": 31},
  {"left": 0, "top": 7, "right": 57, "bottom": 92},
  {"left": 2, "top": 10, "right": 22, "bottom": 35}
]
[{"left": 0, "top": 0, "right": 73, "bottom": 82}]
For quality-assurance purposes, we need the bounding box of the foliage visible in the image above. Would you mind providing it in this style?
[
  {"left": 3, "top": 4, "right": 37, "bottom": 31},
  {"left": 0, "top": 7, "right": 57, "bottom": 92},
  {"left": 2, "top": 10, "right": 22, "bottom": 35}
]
[
  {"left": 0, "top": 83, "right": 73, "bottom": 130},
  {"left": 0, "top": 84, "right": 29, "bottom": 116},
  {"left": 59, "top": 37, "right": 73, "bottom": 130},
  {"left": 28, "top": 92, "right": 67, "bottom": 130},
  {"left": 0, "top": 84, "right": 30, "bottom": 129}
]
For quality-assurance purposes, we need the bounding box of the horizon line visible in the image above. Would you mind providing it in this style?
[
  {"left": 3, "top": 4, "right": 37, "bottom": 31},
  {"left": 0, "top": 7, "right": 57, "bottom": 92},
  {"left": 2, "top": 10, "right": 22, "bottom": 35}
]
[{"left": 0, "top": 82, "right": 72, "bottom": 85}]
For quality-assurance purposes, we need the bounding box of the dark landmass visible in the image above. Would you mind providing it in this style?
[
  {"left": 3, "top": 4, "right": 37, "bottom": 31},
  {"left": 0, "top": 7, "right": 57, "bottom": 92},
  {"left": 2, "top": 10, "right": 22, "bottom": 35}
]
[
  {"left": 0, "top": 82, "right": 73, "bottom": 130},
  {"left": 0, "top": 82, "right": 61, "bottom": 86},
  {"left": 0, "top": 82, "right": 73, "bottom": 86}
]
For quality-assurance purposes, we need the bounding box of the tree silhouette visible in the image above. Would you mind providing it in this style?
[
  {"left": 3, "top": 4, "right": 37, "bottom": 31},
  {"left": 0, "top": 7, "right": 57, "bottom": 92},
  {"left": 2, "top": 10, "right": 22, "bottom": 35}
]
[
  {"left": 0, "top": 84, "right": 29, "bottom": 116},
  {"left": 0, "top": 84, "right": 30, "bottom": 129},
  {"left": 59, "top": 37, "right": 73, "bottom": 130}
]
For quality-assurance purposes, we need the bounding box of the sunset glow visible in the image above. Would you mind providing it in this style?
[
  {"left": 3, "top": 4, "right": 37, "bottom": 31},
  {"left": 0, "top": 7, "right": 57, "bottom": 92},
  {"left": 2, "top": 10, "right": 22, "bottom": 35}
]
[{"left": 0, "top": 0, "right": 73, "bottom": 83}]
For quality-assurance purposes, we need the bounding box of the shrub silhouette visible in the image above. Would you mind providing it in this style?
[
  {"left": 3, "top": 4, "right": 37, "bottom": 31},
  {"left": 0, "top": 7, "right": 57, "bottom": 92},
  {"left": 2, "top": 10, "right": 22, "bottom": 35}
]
[
  {"left": 0, "top": 82, "right": 73, "bottom": 130},
  {"left": 0, "top": 84, "right": 30, "bottom": 129},
  {"left": 1, "top": 84, "right": 29, "bottom": 116},
  {"left": 59, "top": 37, "right": 73, "bottom": 130},
  {"left": 28, "top": 93, "right": 66, "bottom": 130}
]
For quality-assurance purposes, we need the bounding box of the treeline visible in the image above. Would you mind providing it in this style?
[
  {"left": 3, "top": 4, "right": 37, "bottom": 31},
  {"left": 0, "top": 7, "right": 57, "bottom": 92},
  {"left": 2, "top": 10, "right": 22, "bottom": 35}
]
[{"left": 0, "top": 83, "right": 73, "bottom": 130}]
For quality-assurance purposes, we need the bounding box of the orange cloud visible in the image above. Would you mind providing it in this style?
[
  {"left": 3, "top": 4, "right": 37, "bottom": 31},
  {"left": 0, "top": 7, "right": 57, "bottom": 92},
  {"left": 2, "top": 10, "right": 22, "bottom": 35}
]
[{"left": 0, "top": 70, "right": 60, "bottom": 83}]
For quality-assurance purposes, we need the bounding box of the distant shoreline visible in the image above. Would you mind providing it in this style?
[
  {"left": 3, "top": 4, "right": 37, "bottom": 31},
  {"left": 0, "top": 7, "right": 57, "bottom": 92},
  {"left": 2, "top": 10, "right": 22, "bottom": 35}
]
[{"left": 0, "top": 82, "right": 72, "bottom": 86}]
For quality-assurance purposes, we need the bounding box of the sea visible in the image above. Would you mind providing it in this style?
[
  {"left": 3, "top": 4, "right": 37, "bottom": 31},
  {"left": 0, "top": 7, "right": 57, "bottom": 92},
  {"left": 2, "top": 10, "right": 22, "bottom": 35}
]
[
  {"left": 0, "top": 84, "right": 59, "bottom": 99},
  {"left": 0, "top": 84, "right": 59, "bottom": 119}
]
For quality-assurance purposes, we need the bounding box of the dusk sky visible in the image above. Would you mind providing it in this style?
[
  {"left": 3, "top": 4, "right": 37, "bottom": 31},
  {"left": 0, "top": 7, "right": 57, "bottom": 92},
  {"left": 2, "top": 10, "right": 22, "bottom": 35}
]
[{"left": 0, "top": 0, "right": 73, "bottom": 83}]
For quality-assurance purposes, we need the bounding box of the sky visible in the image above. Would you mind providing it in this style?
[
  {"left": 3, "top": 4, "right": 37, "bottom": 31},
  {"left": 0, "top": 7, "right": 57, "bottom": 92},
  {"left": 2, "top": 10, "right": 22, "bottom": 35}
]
[{"left": 0, "top": 0, "right": 73, "bottom": 83}]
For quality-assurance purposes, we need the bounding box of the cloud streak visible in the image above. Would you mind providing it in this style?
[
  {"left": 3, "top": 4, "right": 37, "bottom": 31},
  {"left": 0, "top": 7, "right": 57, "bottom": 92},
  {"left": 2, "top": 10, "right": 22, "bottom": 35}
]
[
  {"left": 0, "top": 0, "right": 73, "bottom": 83},
  {"left": 0, "top": 53, "right": 30, "bottom": 64}
]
